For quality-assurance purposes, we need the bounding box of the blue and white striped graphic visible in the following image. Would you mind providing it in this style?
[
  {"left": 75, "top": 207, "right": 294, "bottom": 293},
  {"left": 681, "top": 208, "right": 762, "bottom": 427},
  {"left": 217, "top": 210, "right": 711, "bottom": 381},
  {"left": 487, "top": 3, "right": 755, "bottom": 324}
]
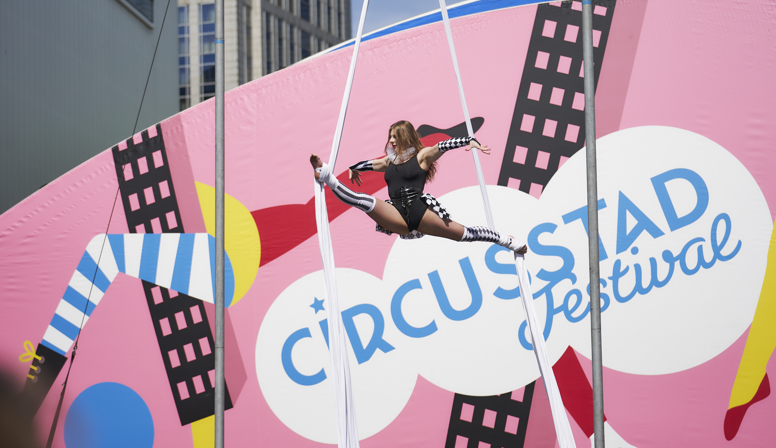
[{"left": 41, "top": 233, "right": 235, "bottom": 356}]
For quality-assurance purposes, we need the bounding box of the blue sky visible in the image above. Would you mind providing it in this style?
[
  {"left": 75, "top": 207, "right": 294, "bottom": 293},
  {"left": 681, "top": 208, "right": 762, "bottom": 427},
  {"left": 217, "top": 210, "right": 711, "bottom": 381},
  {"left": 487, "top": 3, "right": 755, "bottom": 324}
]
[{"left": 349, "top": 0, "right": 468, "bottom": 34}]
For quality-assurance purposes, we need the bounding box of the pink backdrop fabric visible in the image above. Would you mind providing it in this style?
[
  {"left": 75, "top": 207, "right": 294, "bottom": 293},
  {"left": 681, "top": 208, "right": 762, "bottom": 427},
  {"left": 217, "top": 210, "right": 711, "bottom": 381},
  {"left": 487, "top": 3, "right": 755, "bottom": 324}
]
[{"left": 1, "top": 1, "right": 775, "bottom": 447}]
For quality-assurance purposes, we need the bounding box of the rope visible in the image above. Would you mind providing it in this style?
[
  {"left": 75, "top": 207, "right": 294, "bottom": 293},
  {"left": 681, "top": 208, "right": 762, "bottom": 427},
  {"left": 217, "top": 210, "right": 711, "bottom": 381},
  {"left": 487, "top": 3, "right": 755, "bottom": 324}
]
[
  {"left": 436, "top": 1, "right": 576, "bottom": 446},
  {"left": 312, "top": 1, "right": 370, "bottom": 446}
]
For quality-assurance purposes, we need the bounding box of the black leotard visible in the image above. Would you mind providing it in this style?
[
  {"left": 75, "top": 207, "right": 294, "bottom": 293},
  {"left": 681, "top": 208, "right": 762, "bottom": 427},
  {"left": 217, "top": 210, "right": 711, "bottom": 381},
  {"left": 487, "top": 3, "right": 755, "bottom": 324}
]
[
  {"left": 384, "top": 155, "right": 429, "bottom": 231},
  {"left": 384, "top": 154, "right": 426, "bottom": 197}
]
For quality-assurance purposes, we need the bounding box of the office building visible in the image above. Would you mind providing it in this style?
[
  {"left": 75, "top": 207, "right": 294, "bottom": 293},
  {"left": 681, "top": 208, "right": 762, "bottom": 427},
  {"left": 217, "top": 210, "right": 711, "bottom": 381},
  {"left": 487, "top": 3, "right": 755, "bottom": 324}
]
[{"left": 176, "top": 0, "right": 352, "bottom": 110}]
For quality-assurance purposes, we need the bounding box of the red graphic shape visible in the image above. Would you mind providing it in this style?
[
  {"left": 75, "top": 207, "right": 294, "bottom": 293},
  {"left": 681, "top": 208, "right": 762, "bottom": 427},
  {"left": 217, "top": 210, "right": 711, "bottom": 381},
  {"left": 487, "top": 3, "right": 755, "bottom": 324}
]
[
  {"left": 419, "top": 133, "right": 452, "bottom": 148},
  {"left": 554, "top": 345, "right": 607, "bottom": 437},
  {"left": 251, "top": 118, "right": 485, "bottom": 266},
  {"left": 724, "top": 373, "right": 771, "bottom": 440},
  {"left": 252, "top": 164, "right": 385, "bottom": 266}
]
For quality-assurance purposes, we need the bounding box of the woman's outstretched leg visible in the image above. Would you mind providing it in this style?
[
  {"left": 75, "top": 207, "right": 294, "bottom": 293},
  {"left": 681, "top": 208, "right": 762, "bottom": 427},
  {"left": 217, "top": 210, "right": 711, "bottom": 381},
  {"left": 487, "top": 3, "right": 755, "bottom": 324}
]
[
  {"left": 310, "top": 154, "right": 410, "bottom": 234},
  {"left": 461, "top": 226, "right": 527, "bottom": 253},
  {"left": 311, "top": 154, "right": 376, "bottom": 213},
  {"left": 417, "top": 209, "right": 527, "bottom": 253}
]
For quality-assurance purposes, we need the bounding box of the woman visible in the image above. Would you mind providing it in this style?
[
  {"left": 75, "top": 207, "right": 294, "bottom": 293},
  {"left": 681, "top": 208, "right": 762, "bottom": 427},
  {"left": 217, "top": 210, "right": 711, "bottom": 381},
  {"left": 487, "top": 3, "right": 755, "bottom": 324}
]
[{"left": 311, "top": 120, "right": 527, "bottom": 253}]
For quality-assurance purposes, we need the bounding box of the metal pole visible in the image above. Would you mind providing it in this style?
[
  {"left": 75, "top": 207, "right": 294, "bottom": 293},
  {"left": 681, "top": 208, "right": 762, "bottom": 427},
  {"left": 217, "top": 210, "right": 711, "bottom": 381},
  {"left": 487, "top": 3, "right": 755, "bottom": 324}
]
[
  {"left": 581, "top": 1, "right": 604, "bottom": 447},
  {"left": 214, "top": 0, "right": 225, "bottom": 446}
]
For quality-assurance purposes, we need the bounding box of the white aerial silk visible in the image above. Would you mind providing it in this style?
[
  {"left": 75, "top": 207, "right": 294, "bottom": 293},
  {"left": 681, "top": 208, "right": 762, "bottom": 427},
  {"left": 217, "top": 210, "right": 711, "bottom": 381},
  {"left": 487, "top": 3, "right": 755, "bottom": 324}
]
[
  {"left": 312, "top": 1, "right": 370, "bottom": 447},
  {"left": 314, "top": 1, "right": 575, "bottom": 447},
  {"left": 436, "top": 1, "right": 576, "bottom": 447}
]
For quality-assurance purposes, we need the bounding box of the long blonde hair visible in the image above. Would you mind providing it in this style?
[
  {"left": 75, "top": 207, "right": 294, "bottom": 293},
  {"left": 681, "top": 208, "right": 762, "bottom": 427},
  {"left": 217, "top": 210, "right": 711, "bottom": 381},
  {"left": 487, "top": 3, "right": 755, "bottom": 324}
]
[{"left": 386, "top": 120, "right": 438, "bottom": 182}]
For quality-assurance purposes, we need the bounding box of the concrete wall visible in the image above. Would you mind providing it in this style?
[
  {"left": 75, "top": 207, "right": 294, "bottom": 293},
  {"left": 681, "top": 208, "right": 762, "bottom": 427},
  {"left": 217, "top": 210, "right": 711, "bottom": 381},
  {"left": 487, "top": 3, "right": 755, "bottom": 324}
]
[{"left": 0, "top": 0, "right": 178, "bottom": 214}]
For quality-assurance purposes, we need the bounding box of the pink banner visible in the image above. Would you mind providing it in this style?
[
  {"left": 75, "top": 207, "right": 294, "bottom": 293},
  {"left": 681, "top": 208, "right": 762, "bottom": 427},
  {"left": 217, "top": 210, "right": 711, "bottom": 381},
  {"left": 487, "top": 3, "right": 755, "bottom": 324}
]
[{"left": 1, "top": 1, "right": 775, "bottom": 447}]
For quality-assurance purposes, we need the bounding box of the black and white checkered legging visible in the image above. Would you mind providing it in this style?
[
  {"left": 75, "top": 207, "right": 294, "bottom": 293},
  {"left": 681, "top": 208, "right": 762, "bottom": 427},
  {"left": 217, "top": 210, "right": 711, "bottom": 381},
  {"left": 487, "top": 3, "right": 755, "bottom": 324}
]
[{"left": 461, "top": 226, "right": 521, "bottom": 251}]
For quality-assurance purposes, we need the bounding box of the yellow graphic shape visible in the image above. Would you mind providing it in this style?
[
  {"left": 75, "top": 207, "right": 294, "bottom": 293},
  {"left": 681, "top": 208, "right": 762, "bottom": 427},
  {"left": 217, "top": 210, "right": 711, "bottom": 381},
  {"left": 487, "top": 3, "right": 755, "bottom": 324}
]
[
  {"left": 196, "top": 182, "right": 261, "bottom": 307},
  {"left": 191, "top": 415, "right": 215, "bottom": 448},
  {"left": 729, "top": 218, "right": 776, "bottom": 408}
]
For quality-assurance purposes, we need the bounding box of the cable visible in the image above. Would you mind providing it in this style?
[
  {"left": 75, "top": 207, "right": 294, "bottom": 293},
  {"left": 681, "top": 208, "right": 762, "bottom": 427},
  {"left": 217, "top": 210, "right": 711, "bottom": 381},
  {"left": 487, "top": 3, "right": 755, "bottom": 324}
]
[{"left": 44, "top": 1, "right": 173, "bottom": 446}]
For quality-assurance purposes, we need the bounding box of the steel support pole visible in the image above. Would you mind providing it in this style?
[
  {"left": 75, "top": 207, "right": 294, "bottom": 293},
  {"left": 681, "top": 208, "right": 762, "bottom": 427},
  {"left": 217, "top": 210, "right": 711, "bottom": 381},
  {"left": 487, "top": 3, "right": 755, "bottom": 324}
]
[
  {"left": 581, "top": 1, "right": 605, "bottom": 447},
  {"left": 214, "top": 0, "right": 225, "bottom": 446}
]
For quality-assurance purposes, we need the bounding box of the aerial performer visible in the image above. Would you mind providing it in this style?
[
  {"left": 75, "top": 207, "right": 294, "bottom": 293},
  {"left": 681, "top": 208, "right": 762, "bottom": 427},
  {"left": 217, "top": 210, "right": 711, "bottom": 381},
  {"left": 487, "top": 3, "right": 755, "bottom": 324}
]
[{"left": 311, "top": 120, "right": 527, "bottom": 254}]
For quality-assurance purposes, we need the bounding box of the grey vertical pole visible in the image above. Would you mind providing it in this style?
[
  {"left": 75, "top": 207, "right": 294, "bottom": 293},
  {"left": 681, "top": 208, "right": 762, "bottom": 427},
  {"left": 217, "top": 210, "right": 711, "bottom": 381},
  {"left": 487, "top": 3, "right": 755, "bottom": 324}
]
[
  {"left": 214, "top": 0, "right": 226, "bottom": 446},
  {"left": 581, "top": 1, "right": 605, "bottom": 447}
]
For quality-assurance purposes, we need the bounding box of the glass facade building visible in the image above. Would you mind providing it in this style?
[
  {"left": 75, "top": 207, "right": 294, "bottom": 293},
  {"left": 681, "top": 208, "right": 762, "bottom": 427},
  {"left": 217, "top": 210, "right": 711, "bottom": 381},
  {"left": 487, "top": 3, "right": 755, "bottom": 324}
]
[
  {"left": 178, "top": 6, "right": 191, "bottom": 110},
  {"left": 177, "top": 0, "right": 351, "bottom": 111}
]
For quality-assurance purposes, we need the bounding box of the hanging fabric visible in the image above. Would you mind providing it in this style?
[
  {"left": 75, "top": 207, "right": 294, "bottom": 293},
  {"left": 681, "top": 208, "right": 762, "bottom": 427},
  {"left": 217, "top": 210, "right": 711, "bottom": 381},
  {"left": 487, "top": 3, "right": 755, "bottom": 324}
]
[
  {"left": 436, "top": 1, "right": 576, "bottom": 447},
  {"left": 312, "top": 1, "right": 370, "bottom": 447}
]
